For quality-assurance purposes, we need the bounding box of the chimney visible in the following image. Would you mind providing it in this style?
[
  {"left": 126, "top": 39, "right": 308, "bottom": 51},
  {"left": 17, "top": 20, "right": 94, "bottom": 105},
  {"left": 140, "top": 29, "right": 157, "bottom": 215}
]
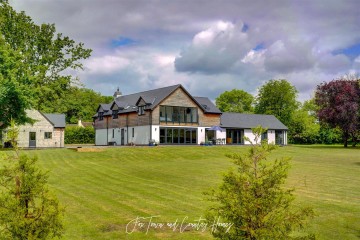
[{"left": 113, "top": 87, "right": 122, "bottom": 100}]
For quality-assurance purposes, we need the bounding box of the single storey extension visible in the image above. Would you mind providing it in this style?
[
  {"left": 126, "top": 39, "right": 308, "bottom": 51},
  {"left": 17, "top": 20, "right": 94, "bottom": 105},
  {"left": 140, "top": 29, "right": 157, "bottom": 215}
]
[
  {"left": 1, "top": 109, "right": 65, "bottom": 148},
  {"left": 93, "top": 84, "right": 288, "bottom": 146}
]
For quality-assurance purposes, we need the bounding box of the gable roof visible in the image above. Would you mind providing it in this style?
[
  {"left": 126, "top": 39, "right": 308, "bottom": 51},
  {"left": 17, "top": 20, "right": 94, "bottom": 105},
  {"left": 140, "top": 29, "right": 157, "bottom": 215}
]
[
  {"left": 94, "top": 84, "right": 221, "bottom": 117},
  {"left": 193, "top": 97, "right": 221, "bottom": 114},
  {"left": 220, "top": 113, "right": 288, "bottom": 130},
  {"left": 43, "top": 113, "right": 66, "bottom": 128}
]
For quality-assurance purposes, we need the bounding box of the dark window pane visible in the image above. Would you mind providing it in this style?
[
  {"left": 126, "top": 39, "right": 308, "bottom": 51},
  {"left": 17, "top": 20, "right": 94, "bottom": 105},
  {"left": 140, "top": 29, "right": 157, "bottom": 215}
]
[
  {"left": 160, "top": 128, "right": 165, "bottom": 143},
  {"left": 173, "top": 128, "right": 179, "bottom": 143},
  {"left": 166, "top": 128, "right": 173, "bottom": 143},
  {"left": 179, "top": 129, "right": 185, "bottom": 143}
]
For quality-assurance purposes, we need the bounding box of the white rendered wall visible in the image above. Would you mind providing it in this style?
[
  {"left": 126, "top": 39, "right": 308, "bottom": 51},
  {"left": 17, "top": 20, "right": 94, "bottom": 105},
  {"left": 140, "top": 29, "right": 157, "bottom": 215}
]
[
  {"left": 128, "top": 126, "right": 151, "bottom": 145},
  {"left": 267, "top": 130, "right": 276, "bottom": 144},
  {"left": 151, "top": 125, "right": 160, "bottom": 143},
  {"left": 107, "top": 128, "right": 122, "bottom": 145},
  {"left": 197, "top": 127, "right": 206, "bottom": 144},
  {"left": 95, "top": 129, "right": 108, "bottom": 146},
  {"left": 244, "top": 129, "right": 256, "bottom": 144}
]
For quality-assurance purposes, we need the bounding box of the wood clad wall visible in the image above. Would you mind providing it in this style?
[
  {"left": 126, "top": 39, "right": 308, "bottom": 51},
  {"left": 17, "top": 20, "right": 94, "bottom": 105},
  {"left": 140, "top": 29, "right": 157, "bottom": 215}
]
[
  {"left": 94, "top": 87, "right": 221, "bottom": 129},
  {"left": 152, "top": 88, "right": 221, "bottom": 127}
]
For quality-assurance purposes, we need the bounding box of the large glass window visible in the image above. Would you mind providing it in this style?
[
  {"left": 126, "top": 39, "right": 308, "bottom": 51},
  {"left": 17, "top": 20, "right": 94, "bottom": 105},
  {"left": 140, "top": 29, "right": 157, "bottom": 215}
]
[
  {"left": 261, "top": 131, "right": 268, "bottom": 141},
  {"left": 160, "top": 128, "right": 166, "bottom": 143},
  {"left": 173, "top": 107, "right": 180, "bottom": 123},
  {"left": 173, "top": 128, "right": 179, "bottom": 143},
  {"left": 159, "top": 127, "right": 197, "bottom": 144},
  {"left": 166, "top": 106, "right": 173, "bottom": 122},
  {"left": 166, "top": 128, "right": 173, "bottom": 143},
  {"left": 160, "top": 106, "right": 198, "bottom": 124}
]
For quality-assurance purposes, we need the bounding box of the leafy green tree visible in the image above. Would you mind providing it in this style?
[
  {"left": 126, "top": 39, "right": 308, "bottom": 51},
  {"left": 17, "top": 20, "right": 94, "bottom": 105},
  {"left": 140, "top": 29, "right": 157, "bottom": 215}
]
[
  {"left": 205, "top": 126, "right": 314, "bottom": 239},
  {"left": 215, "top": 89, "right": 254, "bottom": 113},
  {"left": 0, "top": 0, "right": 91, "bottom": 112},
  {"left": 56, "top": 87, "right": 112, "bottom": 123},
  {"left": 318, "top": 125, "right": 342, "bottom": 144},
  {"left": 289, "top": 100, "right": 320, "bottom": 144},
  {"left": 255, "top": 79, "right": 299, "bottom": 127},
  {"left": 0, "top": 38, "right": 32, "bottom": 128},
  {"left": 0, "top": 120, "right": 64, "bottom": 239}
]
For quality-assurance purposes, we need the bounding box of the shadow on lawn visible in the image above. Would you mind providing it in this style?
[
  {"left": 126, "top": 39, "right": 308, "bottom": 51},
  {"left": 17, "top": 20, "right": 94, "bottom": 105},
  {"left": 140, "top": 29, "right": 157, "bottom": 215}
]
[{"left": 293, "top": 145, "right": 360, "bottom": 150}]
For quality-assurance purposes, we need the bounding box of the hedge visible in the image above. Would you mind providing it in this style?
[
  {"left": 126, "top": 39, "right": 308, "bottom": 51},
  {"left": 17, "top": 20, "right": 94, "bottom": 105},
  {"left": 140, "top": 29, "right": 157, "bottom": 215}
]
[{"left": 65, "top": 126, "right": 95, "bottom": 144}]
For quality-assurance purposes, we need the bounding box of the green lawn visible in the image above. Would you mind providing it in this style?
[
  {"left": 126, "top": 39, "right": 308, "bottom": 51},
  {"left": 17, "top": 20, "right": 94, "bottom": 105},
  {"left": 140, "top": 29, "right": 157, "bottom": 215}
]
[{"left": 12, "top": 145, "right": 360, "bottom": 239}]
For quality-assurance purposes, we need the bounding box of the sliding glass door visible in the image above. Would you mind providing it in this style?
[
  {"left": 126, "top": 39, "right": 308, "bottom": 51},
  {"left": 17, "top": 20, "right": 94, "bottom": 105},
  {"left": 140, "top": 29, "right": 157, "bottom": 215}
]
[{"left": 159, "top": 127, "right": 197, "bottom": 144}]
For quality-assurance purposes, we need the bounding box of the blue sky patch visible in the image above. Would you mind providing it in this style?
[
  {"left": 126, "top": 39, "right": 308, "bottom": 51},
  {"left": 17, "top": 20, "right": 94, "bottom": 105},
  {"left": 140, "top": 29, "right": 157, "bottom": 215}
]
[
  {"left": 253, "top": 43, "right": 265, "bottom": 51},
  {"left": 332, "top": 43, "right": 360, "bottom": 59},
  {"left": 111, "top": 37, "right": 135, "bottom": 48},
  {"left": 242, "top": 23, "right": 249, "bottom": 32}
]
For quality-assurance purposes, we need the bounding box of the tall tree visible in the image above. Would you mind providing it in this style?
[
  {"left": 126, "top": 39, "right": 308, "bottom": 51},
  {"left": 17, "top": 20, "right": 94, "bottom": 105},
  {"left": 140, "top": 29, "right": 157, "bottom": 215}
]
[
  {"left": 315, "top": 79, "right": 360, "bottom": 147},
  {"left": 0, "top": 0, "right": 91, "bottom": 112},
  {"left": 215, "top": 89, "right": 254, "bottom": 113},
  {"left": 255, "top": 79, "right": 299, "bottom": 127},
  {"left": 0, "top": 38, "right": 32, "bottom": 128},
  {"left": 205, "top": 126, "right": 314, "bottom": 239}
]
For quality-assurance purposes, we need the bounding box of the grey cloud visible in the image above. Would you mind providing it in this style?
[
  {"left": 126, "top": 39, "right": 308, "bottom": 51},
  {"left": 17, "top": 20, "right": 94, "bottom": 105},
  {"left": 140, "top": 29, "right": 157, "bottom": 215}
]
[
  {"left": 264, "top": 40, "right": 316, "bottom": 73},
  {"left": 9, "top": 0, "right": 360, "bottom": 102},
  {"left": 317, "top": 54, "right": 352, "bottom": 74}
]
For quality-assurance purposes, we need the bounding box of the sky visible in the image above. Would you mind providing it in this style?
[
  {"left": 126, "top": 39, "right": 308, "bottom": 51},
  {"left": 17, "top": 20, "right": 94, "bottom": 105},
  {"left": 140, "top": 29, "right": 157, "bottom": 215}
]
[{"left": 9, "top": 0, "right": 360, "bottom": 102}]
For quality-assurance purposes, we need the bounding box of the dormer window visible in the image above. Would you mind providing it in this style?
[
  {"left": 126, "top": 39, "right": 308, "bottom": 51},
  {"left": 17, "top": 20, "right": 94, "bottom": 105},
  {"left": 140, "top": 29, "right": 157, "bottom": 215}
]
[
  {"left": 112, "top": 110, "right": 118, "bottom": 119},
  {"left": 138, "top": 106, "right": 145, "bottom": 115},
  {"left": 99, "top": 112, "right": 104, "bottom": 121}
]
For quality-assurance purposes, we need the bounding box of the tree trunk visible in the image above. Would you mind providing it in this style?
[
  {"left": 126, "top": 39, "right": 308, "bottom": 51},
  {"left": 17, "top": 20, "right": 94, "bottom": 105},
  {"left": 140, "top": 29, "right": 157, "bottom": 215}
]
[
  {"left": 351, "top": 133, "right": 358, "bottom": 147},
  {"left": 343, "top": 131, "right": 349, "bottom": 148}
]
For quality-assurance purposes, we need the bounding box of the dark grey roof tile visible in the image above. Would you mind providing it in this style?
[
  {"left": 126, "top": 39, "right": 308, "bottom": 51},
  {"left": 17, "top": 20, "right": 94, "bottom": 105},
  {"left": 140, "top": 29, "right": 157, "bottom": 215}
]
[
  {"left": 220, "top": 113, "right": 288, "bottom": 130},
  {"left": 44, "top": 114, "right": 66, "bottom": 128}
]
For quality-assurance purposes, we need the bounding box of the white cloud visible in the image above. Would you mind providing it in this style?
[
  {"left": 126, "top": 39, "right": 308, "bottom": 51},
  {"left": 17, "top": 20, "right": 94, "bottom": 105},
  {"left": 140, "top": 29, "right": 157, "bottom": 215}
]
[{"left": 85, "top": 55, "right": 130, "bottom": 74}]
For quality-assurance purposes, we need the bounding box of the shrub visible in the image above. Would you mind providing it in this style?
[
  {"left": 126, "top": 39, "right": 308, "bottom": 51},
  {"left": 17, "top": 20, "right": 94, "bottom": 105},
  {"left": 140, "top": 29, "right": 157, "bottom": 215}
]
[{"left": 65, "top": 126, "right": 95, "bottom": 144}]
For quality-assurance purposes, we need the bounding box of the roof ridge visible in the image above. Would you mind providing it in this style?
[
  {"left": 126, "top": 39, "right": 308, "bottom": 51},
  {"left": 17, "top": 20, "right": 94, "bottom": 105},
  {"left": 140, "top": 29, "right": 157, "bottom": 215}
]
[
  {"left": 223, "top": 112, "right": 275, "bottom": 116},
  {"left": 117, "top": 84, "right": 181, "bottom": 99}
]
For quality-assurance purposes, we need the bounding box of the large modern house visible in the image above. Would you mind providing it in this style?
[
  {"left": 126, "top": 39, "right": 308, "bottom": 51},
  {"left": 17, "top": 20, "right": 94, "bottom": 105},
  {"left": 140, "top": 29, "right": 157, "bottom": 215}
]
[
  {"left": 93, "top": 84, "right": 288, "bottom": 146},
  {"left": 1, "top": 110, "right": 65, "bottom": 148}
]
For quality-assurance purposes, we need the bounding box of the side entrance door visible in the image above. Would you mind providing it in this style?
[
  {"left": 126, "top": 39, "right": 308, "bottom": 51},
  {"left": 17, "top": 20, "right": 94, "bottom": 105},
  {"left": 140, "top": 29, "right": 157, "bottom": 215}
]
[
  {"left": 29, "top": 132, "right": 36, "bottom": 148},
  {"left": 121, "top": 129, "right": 125, "bottom": 145}
]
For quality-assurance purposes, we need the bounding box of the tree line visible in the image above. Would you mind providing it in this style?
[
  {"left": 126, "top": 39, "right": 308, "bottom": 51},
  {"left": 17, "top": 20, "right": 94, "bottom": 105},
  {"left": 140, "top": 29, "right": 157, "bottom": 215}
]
[{"left": 216, "top": 77, "right": 360, "bottom": 147}]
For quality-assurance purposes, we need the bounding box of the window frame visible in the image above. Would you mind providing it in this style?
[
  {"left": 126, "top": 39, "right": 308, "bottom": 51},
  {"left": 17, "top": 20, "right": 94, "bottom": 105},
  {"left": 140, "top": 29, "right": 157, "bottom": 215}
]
[
  {"left": 138, "top": 106, "right": 145, "bottom": 115},
  {"left": 44, "top": 132, "right": 52, "bottom": 139},
  {"left": 159, "top": 105, "right": 198, "bottom": 124},
  {"left": 99, "top": 112, "right": 104, "bottom": 121},
  {"left": 112, "top": 110, "right": 118, "bottom": 119}
]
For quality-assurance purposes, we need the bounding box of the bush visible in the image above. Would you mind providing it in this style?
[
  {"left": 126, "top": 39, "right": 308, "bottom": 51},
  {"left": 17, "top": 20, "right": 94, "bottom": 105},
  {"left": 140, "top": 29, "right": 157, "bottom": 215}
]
[{"left": 65, "top": 126, "right": 95, "bottom": 144}]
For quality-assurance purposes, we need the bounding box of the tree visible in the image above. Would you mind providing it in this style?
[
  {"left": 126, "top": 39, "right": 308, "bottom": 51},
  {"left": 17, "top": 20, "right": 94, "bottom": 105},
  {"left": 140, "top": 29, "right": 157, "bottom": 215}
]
[
  {"left": 205, "top": 126, "right": 314, "bottom": 239},
  {"left": 0, "top": 1, "right": 91, "bottom": 112},
  {"left": 315, "top": 79, "right": 360, "bottom": 147},
  {"left": 288, "top": 100, "right": 320, "bottom": 144},
  {"left": 255, "top": 79, "right": 299, "bottom": 127},
  {"left": 55, "top": 87, "right": 113, "bottom": 123},
  {"left": 0, "top": 120, "right": 64, "bottom": 239},
  {"left": 215, "top": 89, "right": 254, "bottom": 113},
  {"left": 0, "top": 38, "right": 32, "bottom": 128}
]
